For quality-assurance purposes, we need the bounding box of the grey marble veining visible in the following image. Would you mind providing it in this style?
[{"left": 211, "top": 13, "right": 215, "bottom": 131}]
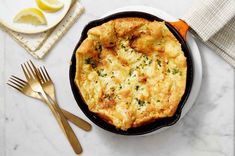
[{"left": 0, "top": 0, "right": 234, "bottom": 156}]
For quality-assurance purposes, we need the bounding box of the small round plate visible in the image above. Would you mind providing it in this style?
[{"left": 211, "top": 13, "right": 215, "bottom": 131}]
[{"left": 0, "top": 0, "right": 72, "bottom": 34}]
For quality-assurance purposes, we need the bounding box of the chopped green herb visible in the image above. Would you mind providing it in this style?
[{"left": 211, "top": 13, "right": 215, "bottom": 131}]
[
  {"left": 121, "top": 43, "right": 125, "bottom": 49},
  {"left": 157, "top": 59, "right": 161, "bottom": 67},
  {"left": 95, "top": 44, "right": 102, "bottom": 52},
  {"left": 110, "top": 87, "right": 115, "bottom": 92},
  {"left": 129, "top": 68, "right": 134, "bottom": 76},
  {"left": 85, "top": 57, "right": 97, "bottom": 68},
  {"left": 135, "top": 85, "right": 140, "bottom": 91},
  {"left": 121, "top": 43, "right": 128, "bottom": 51},
  {"left": 135, "top": 98, "right": 145, "bottom": 106},
  {"left": 167, "top": 68, "right": 171, "bottom": 73},
  {"left": 108, "top": 59, "right": 112, "bottom": 63},
  {"left": 85, "top": 57, "right": 92, "bottom": 64},
  {"left": 97, "top": 69, "right": 107, "bottom": 77},
  {"left": 119, "top": 84, "right": 122, "bottom": 89},
  {"left": 157, "top": 100, "right": 160, "bottom": 102},
  {"left": 104, "top": 94, "right": 113, "bottom": 100},
  {"left": 143, "top": 55, "right": 148, "bottom": 60},
  {"left": 172, "top": 68, "right": 180, "bottom": 75}
]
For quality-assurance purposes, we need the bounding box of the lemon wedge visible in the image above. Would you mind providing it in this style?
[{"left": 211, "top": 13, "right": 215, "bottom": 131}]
[
  {"left": 14, "top": 8, "right": 47, "bottom": 26},
  {"left": 36, "top": 0, "right": 64, "bottom": 12}
]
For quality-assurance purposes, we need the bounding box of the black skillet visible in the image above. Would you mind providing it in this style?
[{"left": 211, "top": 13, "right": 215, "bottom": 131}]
[{"left": 69, "top": 11, "right": 194, "bottom": 135}]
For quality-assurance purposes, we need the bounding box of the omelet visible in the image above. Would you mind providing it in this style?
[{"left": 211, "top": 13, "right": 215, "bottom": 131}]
[{"left": 75, "top": 18, "right": 187, "bottom": 130}]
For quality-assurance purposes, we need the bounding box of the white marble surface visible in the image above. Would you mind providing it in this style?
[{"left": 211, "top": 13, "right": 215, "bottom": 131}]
[{"left": 0, "top": 0, "right": 234, "bottom": 156}]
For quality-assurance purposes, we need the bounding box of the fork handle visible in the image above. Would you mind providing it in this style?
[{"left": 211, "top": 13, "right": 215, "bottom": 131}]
[
  {"left": 39, "top": 95, "right": 91, "bottom": 131},
  {"left": 62, "top": 109, "right": 92, "bottom": 132},
  {"left": 40, "top": 91, "right": 82, "bottom": 154}
]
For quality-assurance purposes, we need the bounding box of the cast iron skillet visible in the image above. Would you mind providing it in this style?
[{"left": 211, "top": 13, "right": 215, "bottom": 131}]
[{"left": 69, "top": 11, "right": 194, "bottom": 135}]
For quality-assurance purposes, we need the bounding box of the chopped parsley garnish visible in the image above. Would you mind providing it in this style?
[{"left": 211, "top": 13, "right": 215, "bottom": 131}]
[
  {"left": 104, "top": 94, "right": 113, "bottom": 100},
  {"left": 119, "top": 84, "right": 122, "bottom": 89},
  {"left": 121, "top": 43, "right": 125, "bottom": 49},
  {"left": 121, "top": 43, "right": 128, "bottom": 51},
  {"left": 85, "top": 57, "right": 97, "bottom": 68},
  {"left": 110, "top": 87, "right": 115, "bottom": 92},
  {"left": 135, "top": 98, "right": 145, "bottom": 106},
  {"left": 157, "top": 59, "right": 161, "bottom": 67},
  {"left": 97, "top": 69, "right": 107, "bottom": 77},
  {"left": 95, "top": 44, "right": 102, "bottom": 52},
  {"left": 108, "top": 59, "right": 112, "bottom": 63},
  {"left": 143, "top": 55, "right": 149, "bottom": 60},
  {"left": 129, "top": 68, "right": 134, "bottom": 76},
  {"left": 167, "top": 68, "right": 171, "bottom": 73},
  {"left": 135, "top": 85, "right": 140, "bottom": 91},
  {"left": 157, "top": 100, "right": 160, "bottom": 102},
  {"left": 85, "top": 57, "right": 92, "bottom": 64},
  {"left": 172, "top": 68, "right": 180, "bottom": 75}
]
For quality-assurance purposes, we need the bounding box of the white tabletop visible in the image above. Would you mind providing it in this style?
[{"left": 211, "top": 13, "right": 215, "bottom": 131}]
[{"left": 0, "top": 0, "right": 234, "bottom": 156}]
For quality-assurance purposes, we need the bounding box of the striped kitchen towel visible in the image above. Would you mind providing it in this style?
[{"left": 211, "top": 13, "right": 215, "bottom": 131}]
[{"left": 183, "top": 0, "right": 235, "bottom": 67}]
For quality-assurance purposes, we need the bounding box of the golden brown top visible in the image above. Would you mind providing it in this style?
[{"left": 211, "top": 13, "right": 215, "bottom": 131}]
[{"left": 75, "top": 18, "right": 187, "bottom": 130}]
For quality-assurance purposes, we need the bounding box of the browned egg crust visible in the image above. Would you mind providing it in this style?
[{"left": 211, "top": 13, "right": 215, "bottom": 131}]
[{"left": 75, "top": 18, "right": 187, "bottom": 130}]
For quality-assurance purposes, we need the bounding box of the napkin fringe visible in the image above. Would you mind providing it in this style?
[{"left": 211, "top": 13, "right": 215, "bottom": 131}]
[{"left": 0, "top": 0, "right": 84, "bottom": 59}]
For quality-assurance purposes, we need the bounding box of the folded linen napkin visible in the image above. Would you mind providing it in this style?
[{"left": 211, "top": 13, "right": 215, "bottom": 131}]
[
  {"left": 183, "top": 0, "right": 235, "bottom": 68},
  {"left": 0, "top": 0, "right": 84, "bottom": 59}
]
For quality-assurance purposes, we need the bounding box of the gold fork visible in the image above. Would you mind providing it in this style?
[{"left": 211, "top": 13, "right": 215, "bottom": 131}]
[
  {"left": 21, "top": 60, "right": 82, "bottom": 154},
  {"left": 7, "top": 75, "right": 91, "bottom": 132}
]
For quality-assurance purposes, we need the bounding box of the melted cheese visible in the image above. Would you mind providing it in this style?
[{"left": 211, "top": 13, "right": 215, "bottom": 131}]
[{"left": 75, "top": 18, "right": 187, "bottom": 130}]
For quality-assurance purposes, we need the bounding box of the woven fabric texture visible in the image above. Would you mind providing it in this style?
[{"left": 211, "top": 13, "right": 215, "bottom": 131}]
[
  {"left": 183, "top": 0, "right": 235, "bottom": 67},
  {"left": 0, "top": 0, "right": 84, "bottom": 59}
]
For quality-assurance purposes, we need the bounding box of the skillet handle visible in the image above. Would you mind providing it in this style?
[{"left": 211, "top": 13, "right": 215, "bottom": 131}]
[{"left": 169, "top": 20, "right": 189, "bottom": 41}]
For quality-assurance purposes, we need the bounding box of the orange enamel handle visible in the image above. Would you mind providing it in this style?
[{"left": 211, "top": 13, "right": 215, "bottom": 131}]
[{"left": 169, "top": 20, "right": 189, "bottom": 41}]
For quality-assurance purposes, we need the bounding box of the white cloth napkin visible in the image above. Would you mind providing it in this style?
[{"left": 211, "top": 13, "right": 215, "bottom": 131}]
[
  {"left": 183, "top": 0, "right": 235, "bottom": 68},
  {"left": 0, "top": 0, "right": 84, "bottom": 59}
]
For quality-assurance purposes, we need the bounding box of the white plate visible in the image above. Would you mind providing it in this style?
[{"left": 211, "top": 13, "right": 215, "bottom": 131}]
[
  {"left": 0, "top": 0, "right": 72, "bottom": 34},
  {"left": 102, "top": 6, "right": 203, "bottom": 135}
]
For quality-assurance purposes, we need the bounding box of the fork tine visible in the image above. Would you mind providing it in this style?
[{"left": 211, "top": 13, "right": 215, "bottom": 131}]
[
  {"left": 40, "top": 67, "right": 48, "bottom": 81},
  {"left": 37, "top": 68, "right": 44, "bottom": 83},
  {"left": 9, "top": 77, "right": 24, "bottom": 88},
  {"left": 29, "top": 60, "right": 38, "bottom": 76},
  {"left": 7, "top": 82, "right": 22, "bottom": 92},
  {"left": 26, "top": 61, "right": 35, "bottom": 79},
  {"left": 38, "top": 67, "right": 46, "bottom": 83},
  {"left": 8, "top": 79, "right": 23, "bottom": 90},
  {"left": 21, "top": 64, "right": 30, "bottom": 80},
  {"left": 43, "top": 66, "right": 51, "bottom": 81},
  {"left": 10, "top": 75, "right": 26, "bottom": 86}
]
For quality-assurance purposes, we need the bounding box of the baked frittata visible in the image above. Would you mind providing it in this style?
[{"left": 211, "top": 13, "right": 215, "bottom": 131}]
[{"left": 75, "top": 18, "right": 187, "bottom": 130}]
